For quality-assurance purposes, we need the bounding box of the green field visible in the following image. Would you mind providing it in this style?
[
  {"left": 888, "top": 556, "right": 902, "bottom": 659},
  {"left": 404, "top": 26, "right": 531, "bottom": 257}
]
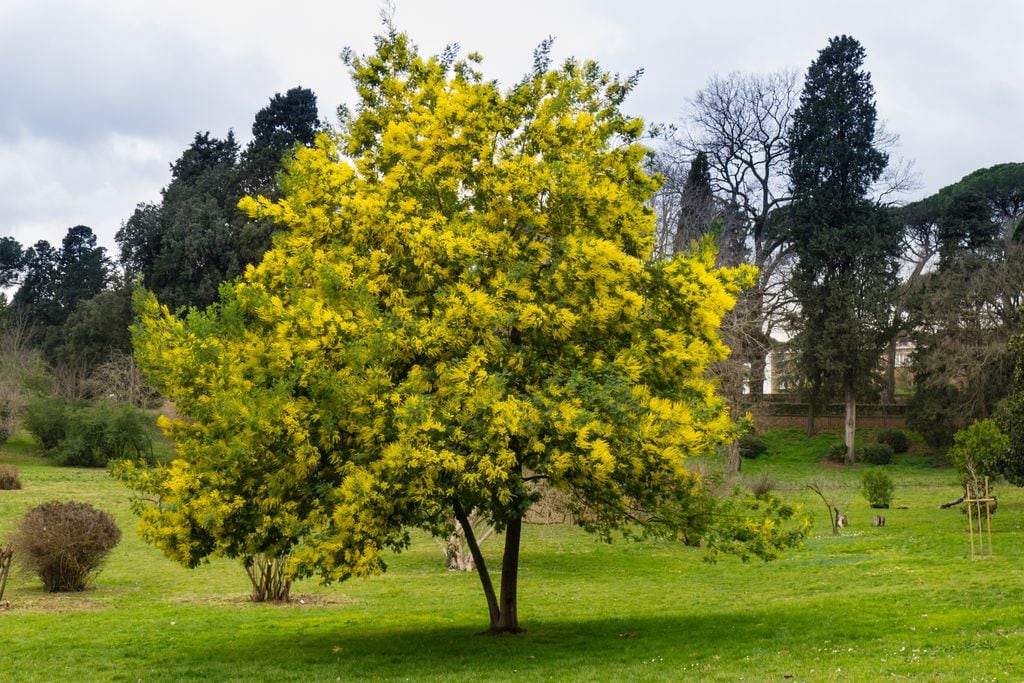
[{"left": 2, "top": 429, "right": 1023, "bottom": 681}]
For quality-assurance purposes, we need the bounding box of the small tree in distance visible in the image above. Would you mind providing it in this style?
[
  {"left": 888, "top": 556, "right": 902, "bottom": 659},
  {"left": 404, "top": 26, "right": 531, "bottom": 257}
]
[{"left": 125, "top": 28, "right": 807, "bottom": 633}]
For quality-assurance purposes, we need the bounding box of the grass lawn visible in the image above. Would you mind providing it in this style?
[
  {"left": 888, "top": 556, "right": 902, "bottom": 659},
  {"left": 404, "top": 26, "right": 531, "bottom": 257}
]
[{"left": 2, "top": 428, "right": 1023, "bottom": 681}]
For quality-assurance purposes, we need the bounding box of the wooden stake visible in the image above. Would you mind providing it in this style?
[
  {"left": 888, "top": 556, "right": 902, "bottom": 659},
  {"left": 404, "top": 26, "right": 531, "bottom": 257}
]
[
  {"left": 967, "top": 488, "right": 976, "bottom": 559},
  {"left": 985, "top": 477, "right": 993, "bottom": 558}
]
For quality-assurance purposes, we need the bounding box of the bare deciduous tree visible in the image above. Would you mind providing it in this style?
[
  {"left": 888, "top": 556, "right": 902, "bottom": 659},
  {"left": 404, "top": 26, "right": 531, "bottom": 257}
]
[{"left": 683, "top": 69, "right": 800, "bottom": 404}]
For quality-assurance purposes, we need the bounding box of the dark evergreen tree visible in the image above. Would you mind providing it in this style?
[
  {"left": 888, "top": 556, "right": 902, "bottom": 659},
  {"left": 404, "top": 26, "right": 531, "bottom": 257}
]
[
  {"left": 239, "top": 86, "right": 321, "bottom": 198},
  {"left": 235, "top": 87, "right": 322, "bottom": 267},
  {"left": 904, "top": 163, "right": 1024, "bottom": 446},
  {"left": 0, "top": 236, "right": 24, "bottom": 289},
  {"left": 116, "top": 202, "right": 163, "bottom": 278},
  {"left": 57, "top": 225, "right": 110, "bottom": 314},
  {"left": 115, "top": 89, "right": 321, "bottom": 311},
  {"left": 12, "top": 240, "right": 62, "bottom": 331},
  {"left": 786, "top": 35, "right": 900, "bottom": 460},
  {"left": 139, "top": 131, "right": 242, "bottom": 311},
  {"left": 11, "top": 226, "right": 110, "bottom": 359}
]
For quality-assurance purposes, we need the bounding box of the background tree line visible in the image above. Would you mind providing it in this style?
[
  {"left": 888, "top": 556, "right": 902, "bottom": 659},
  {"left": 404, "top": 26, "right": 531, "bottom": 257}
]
[
  {"left": 651, "top": 36, "right": 1024, "bottom": 470},
  {"left": 1, "top": 36, "right": 1022, "bottom": 477},
  {"left": 0, "top": 86, "right": 322, "bottom": 408}
]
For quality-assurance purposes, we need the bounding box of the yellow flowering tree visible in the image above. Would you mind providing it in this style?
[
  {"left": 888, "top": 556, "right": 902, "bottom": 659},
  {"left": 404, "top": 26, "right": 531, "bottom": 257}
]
[{"left": 124, "top": 29, "right": 806, "bottom": 631}]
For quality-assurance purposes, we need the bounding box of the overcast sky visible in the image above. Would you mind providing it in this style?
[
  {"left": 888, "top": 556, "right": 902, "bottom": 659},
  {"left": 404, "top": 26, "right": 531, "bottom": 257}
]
[{"left": 2, "top": 0, "right": 1022, "bottom": 256}]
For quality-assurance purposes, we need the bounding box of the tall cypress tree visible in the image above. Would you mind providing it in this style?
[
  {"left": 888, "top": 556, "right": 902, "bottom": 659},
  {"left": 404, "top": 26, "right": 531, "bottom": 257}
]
[{"left": 787, "top": 35, "right": 901, "bottom": 461}]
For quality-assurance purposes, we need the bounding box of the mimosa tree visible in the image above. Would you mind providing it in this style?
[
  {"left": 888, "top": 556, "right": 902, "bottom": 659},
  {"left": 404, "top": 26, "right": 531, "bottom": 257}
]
[{"left": 123, "top": 28, "right": 806, "bottom": 632}]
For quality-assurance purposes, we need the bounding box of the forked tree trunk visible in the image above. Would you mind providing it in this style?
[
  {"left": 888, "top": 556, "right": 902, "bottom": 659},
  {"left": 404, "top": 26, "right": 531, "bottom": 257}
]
[
  {"left": 844, "top": 384, "right": 857, "bottom": 464},
  {"left": 454, "top": 500, "right": 523, "bottom": 634}
]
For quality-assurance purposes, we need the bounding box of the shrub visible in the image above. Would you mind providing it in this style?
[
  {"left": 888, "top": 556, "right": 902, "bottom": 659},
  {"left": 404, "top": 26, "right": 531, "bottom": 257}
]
[
  {"left": 738, "top": 433, "right": 768, "bottom": 459},
  {"left": 23, "top": 396, "right": 69, "bottom": 451},
  {"left": 55, "top": 402, "right": 154, "bottom": 467},
  {"left": 861, "top": 469, "right": 894, "bottom": 508},
  {"left": 0, "top": 464, "right": 21, "bottom": 490},
  {"left": 861, "top": 442, "right": 894, "bottom": 465},
  {"left": 748, "top": 471, "right": 778, "bottom": 498},
  {"left": 876, "top": 428, "right": 909, "bottom": 454},
  {"left": 0, "top": 382, "right": 24, "bottom": 445},
  {"left": 825, "top": 443, "right": 847, "bottom": 463},
  {"left": 12, "top": 501, "right": 121, "bottom": 591}
]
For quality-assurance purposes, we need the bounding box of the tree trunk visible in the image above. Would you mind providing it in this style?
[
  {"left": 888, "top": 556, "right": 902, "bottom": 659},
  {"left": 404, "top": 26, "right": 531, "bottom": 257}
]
[
  {"left": 883, "top": 337, "right": 897, "bottom": 405},
  {"left": 453, "top": 501, "right": 500, "bottom": 629},
  {"left": 806, "top": 398, "right": 816, "bottom": 436},
  {"left": 844, "top": 384, "right": 857, "bottom": 464},
  {"left": 493, "top": 515, "right": 523, "bottom": 634},
  {"left": 727, "top": 439, "right": 742, "bottom": 473}
]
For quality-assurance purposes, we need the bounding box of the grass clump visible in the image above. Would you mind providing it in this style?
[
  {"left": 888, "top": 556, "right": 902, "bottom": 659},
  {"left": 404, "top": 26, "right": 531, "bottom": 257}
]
[{"left": 12, "top": 501, "right": 121, "bottom": 591}]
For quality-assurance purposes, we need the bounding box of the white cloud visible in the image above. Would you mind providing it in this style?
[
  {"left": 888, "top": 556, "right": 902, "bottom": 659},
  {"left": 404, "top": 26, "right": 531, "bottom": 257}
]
[{"left": 1, "top": 0, "right": 1022, "bottom": 256}]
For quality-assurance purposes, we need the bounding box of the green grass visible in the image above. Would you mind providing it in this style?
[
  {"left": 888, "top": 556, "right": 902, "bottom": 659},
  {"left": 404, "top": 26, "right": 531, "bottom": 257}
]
[{"left": 3, "top": 428, "right": 1024, "bottom": 681}]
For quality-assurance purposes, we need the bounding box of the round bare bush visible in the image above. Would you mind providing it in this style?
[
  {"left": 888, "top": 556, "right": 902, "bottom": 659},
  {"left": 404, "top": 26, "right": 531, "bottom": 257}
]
[
  {"left": 12, "top": 501, "right": 121, "bottom": 591},
  {"left": 0, "top": 464, "right": 20, "bottom": 490}
]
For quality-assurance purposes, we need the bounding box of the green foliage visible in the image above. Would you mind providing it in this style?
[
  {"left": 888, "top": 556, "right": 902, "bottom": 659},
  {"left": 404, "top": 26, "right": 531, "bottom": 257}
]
[
  {"left": 861, "top": 442, "right": 894, "bottom": 465},
  {"left": 825, "top": 442, "right": 847, "bottom": 463},
  {"left": 903, "top": 164, "right": 1024, "bottom": 448},
  {"left": 876, "top": 428, "right": 909, "bottom": 453},
  {"left": 11, "top": 501, "right": 121, "bottom": 591},
  {"left": 996, "top": 333, "right": 1024, "bottom": 486},
  {"left": 55, "top": 402, "right": 154, "bottom": 467},
  {"left": 23, "top": 396, "right": 69, "bottom": 451},
  {"left": 25, "top": 397, "right": 153, "bottom": 467},
  {"left": 51, "top": 285, "right": 134, "bottom": 371},
  {"left": 948, "top": 419, "right": 1010, "bottom": 483},
  {"left": 0, "top": 463, "right": 20, "bottom": 489},
  {"left": 702, "top": 490, "right": 809, "bottom": 563},
  {"left": 738, "top": 433, "right": 768, "bottom": 459},
  {"left": 861, "top": 469, "right": 894, "bottom": 508}
]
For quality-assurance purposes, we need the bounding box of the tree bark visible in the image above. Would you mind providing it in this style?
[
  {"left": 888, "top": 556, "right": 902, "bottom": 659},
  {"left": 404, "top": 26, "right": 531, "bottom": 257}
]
[
  {"left": 844, "top": 384, "right": 857, "bottom": 464},
  {"left": 493, "top": 515, "right": 523, "bottom": 633},
  {"left": 883, "top": 337, "right": 897, "bottom": 405},
  {"left": 453, "top": 500, "right": 500, "bottom": 629},
  {"left": 806, "top": 398, "right": 816, "bottom": 436},
  {"left": 727, "top": 440, "right": 742, "bottom": 474}
]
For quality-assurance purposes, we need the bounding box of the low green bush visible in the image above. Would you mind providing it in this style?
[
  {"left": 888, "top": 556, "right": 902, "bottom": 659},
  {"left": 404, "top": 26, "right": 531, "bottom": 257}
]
[
  {"left": 861, "top": 469, "right": 894, "bottom": 508},
  {"left": 12, "top": 501, "right": 121, "bottom": 591},
  {"left": 0, "top": 463, "right": 21, "bottom": 490},
  {"left": 23, "top": 396, "right": 70, "bottom": 451},
  {"left": 738, "top": 433, "right": 768, "bottom": 459},
  {"left": 876, "top": 428, "right": 909, "bottom": 454},
  {"left": 55, "top": 402, "right": 154, "bottom": 467},
  {"left": 825, "top": 443, "right": 847, "bottom": 463},
  {"left": 861, "top": 442, "right": 894, "bottom": 465}
]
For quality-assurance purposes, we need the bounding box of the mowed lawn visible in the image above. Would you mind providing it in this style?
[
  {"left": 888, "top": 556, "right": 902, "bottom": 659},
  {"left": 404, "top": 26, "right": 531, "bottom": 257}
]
[{"left": 2, "top": 429, "right": 1024, "bottom": 682}]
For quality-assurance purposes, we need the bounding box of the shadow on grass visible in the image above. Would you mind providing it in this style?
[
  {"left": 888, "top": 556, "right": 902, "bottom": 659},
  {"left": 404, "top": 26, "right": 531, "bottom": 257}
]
[{"left": 157, "top": 605, "right": 867, "bottom": 681}]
